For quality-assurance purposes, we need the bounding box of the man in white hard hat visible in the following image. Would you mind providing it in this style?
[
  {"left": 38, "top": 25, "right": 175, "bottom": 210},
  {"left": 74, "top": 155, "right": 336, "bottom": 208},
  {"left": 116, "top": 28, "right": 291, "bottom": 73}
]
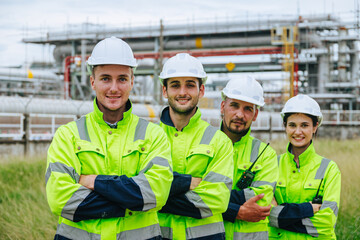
[
  {"left": 220, "top": 76, "right": 278, "bottom": 239},
  {"left": 46, "top": 36, "right": 173, "bottom": 240},
  {"left": 157, "top": 53, "right": 234, "bottom": 239}
]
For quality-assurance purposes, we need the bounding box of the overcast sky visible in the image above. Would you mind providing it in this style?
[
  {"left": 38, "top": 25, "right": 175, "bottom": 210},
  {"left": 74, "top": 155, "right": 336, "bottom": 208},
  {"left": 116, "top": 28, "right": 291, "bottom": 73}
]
[{"left": 0, "top": 0, "right": 357, "bottom": 67}]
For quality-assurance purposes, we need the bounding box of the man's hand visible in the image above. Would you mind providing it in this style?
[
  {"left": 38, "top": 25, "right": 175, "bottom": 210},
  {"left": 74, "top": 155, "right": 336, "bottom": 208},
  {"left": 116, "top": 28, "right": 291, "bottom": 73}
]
[
  {"left": 271, "top": 197, "right": 278, "bottom": 207},
  {"left": 236, "top": 193, "right": 271, "bottom": 222},
  {"left": 310, "top": 202, "right": 322, "bottom": 214},
  {"left": 190, "top": 177, "right": 202, "bottom": 190},
  {"left": 79, "top": 175, "right": 97, "bottom": 190}
]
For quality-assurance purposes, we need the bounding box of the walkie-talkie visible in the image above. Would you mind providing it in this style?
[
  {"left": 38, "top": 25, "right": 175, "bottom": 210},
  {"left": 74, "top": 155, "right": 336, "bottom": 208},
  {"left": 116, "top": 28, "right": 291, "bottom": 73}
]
[
  {"left": 312, "top": 178, "right": 324, "bottom": 204},
  {"left": 236, "top": 143, "right": 269, "bottom": 190}
]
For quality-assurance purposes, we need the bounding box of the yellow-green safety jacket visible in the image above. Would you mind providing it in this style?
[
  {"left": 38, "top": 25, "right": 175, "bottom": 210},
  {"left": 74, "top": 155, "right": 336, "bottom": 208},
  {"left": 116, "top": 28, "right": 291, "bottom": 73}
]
[
  {"left": 222, "top": 128, "right": 278, "bottom": 240},
  {"left": 46, "top": 99, "right": 173, "bottom": 240},
  {"left": 269, "top": 143, "right": 341, "bottom": 240},
  {"left": 158, "top": 107, "right": 233, "bottom": 240},
  {"left": 269, "top": 142, "right": 341, "bottom": 240}
]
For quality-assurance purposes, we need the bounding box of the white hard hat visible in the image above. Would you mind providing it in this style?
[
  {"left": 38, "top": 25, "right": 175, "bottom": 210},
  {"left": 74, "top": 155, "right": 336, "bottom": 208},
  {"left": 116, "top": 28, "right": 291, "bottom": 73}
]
[
  {"left": 159, "top": 53, "right": 207, "bottom": 85},
  {"left": 87, "top": 36, "right": 137, "bottom": 72},
  {"left": 221, "top": 76, "right": 265, "bottom": 107},
  {"left": 281, "top": 94, "right": 323, "bottom": 126}
]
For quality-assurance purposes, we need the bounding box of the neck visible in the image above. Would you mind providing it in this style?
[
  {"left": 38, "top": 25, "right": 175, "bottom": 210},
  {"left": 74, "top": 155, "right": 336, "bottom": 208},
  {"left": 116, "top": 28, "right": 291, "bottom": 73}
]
[
  {"left": 221, "top": 123, "right": 248, "bottom": 144},
  {"left": 291, "top": 142, "right": 311, "bottom": 159},
  {"left": 169, "top": 107, "right": 197, "bottom": 131},
  {"left": 97, "top": 99, "right": 126, "bottom": 124}
]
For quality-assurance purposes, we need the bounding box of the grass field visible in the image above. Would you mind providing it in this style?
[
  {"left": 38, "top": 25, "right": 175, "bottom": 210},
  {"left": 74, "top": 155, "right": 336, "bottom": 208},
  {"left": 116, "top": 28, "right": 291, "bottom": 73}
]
[{"left": 0, "top": 139, "right": 358, "bottom": 239}]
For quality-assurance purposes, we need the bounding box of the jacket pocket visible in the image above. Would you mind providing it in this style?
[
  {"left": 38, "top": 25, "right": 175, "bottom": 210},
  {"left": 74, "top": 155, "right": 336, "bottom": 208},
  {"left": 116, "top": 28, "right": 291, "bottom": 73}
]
[
  {"left": 274, "top": 178, "right": 287, "bottom": 204},
  {"left": 122, "top": 140, "right": 150, "bottom": 176},
  {"left": 304, "top": 179, "right": 323, "bottom": 202},
  {"left": 75, "top": 140, "right": 105, "bottom": 174},
  {"left": 186, "top": 145, "right": 214, "bottom": 177}
]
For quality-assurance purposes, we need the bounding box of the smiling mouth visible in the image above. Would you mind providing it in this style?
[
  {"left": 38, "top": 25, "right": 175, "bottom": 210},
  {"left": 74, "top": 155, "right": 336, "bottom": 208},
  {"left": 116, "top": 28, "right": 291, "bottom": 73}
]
[
  {"left": 176, "top": 98, "right": 190, "bottom": 103},
  {"left": 293, "top": 137, "right": 304, "bottom": 140},
  {"left": 107, "top": 96, "right": 120, "bottom": 99}
]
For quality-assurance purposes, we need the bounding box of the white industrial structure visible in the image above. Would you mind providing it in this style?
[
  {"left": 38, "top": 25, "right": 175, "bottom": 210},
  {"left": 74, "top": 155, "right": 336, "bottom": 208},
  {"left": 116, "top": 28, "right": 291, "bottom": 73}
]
[
  {"left": 1, "top": 14, "right": 360, "bottom": 155},
  {"left": 18, "top": 14, "right": 360, "bottom": 111}
]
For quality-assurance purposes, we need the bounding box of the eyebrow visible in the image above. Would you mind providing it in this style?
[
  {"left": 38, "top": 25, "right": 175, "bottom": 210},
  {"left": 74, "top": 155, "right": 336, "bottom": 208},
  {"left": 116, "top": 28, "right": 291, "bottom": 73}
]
[{"left": 99, "top": 74, "right": 130, "bottom": 78}]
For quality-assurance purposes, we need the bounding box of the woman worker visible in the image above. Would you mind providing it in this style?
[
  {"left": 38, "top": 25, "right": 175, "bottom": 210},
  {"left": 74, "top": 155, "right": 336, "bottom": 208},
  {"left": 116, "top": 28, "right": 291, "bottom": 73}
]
[{"left": 269, "top": 94, "right": 341, "bottom": 239}]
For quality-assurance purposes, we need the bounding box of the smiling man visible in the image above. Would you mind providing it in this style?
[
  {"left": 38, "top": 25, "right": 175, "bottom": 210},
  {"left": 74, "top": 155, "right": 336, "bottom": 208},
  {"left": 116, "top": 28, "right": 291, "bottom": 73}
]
[
  {"left": 45, "top": 37, "right": 173, "bottom": 240},
  {"left": 158, "top": 53, "right": 233, "bottom": 240},
  {"left": 220, "top": 76, "right": 278, "bottom": 240}
]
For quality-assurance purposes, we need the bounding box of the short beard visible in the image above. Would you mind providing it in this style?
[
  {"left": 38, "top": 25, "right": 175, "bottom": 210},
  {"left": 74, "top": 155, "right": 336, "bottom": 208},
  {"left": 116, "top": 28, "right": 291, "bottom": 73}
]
[
  {"left": 169, "top": 104, "right": 197, "bottom": 115},
  {"left": 224, "top": 120, "right": 250, "bottom": 137},
  {"left": 168, "top": 99, "right": 198, "bottom": 116}
]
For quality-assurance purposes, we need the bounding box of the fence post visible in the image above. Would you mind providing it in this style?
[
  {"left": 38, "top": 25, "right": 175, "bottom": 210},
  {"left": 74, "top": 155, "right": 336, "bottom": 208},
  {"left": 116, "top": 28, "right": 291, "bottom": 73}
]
[{"left": 23, "top": 113, "right": 30, "bottom": 156}]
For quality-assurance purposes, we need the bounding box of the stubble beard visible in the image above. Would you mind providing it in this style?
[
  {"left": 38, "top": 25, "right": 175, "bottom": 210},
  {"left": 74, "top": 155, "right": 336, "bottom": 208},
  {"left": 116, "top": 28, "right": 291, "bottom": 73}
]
[{"left": 168, "top": 98, "right": 198, "bottom": 116}]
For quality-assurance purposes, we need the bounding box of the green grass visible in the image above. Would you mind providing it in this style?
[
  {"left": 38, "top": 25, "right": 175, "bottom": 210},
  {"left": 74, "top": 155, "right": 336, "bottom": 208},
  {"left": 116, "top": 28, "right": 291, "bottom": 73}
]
[
  {"left": 0, "top": 156, "right": 57, "bottom": 240},
  {"left": 0, "top": 139, "right": 358, "bottom": 239}
]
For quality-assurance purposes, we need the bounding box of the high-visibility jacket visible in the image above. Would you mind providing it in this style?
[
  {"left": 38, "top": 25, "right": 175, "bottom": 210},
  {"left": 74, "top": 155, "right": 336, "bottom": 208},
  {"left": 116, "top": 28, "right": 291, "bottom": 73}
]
[
  {"left": 222, "top": 128, "right": 278, "bottom": 240},
  {"left": 268, "top": 142, "right": 341, "bottom": 240},
  {"left": 158, "top": 107, "right": 233, "bottom": 240},
  {"left": 46, "top": 99, "right": 173, "bottom": 240}
]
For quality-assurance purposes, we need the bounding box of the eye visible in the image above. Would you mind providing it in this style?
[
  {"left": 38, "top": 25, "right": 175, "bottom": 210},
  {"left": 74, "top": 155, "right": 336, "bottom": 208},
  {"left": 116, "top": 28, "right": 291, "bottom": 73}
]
[
  {"left": 100, "top": 77, "right": 110, "bottom": 82},
  {"left": 119, "top": 77, "right": 128, "bottom": 82},
  {"left": 244, "top": 106, "right": 254, "bottom": 113},
  {"left": 229, "top": 102, "right": 238, "bottom": 108},
  {"left": 170, "top": 83, "right": 180, "bottom": 88},
  {"left": 301, "top": 123, "right": 309, "bottom": 128}
]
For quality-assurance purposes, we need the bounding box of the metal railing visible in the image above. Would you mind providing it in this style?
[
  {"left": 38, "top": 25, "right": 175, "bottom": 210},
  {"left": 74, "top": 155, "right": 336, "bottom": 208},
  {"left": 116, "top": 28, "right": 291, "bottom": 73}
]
[{"left": 1, "top": 110, "right": 360, "bottom": 141}]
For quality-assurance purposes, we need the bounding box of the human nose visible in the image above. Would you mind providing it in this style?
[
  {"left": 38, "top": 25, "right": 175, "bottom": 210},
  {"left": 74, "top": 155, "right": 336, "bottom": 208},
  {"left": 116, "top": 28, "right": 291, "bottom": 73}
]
[
  {"left": 235, "top": 109, "right": 244, "bottom": 119},
  {"left": 294, "top": 126, "right": 302, "bottom": 134},
  {"left": 109, "top": 80, "right": 117, "bottom": 92},
  {"left": 179, "top": 85, "right": 186, "bottom": 95}
]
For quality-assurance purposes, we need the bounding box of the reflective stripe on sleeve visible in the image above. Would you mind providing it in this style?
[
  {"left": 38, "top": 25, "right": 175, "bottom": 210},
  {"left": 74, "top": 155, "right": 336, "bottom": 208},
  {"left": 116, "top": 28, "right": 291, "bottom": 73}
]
[
  {"left": 200, "top": 125, "right": 217, "bottom": 145},
  {"left": 302, "top": 218, "right": 319, "bottom": 237},
  {"left": 315, "top": 158, "right": 330, "bottom": 179},
  {"left": 117, "top": 223, "right": 161, "bottom": 239},
  {"left": 203, "top": 171, "right": 232, "bottom": 191},
  {"left": 250, "top": 181, "right": 276, "bottom": 189},
  {"left": 233, "top": 231, "right": 268, "bottom": 240},
  {"left": 269, "top": 205, "right": 284, "bottom": 228},
  {"left": 139, "top": 156, "right": 172, "bottom": 174},
  {"left": 321, "top": 200, "right": 339, "bottom": 216},
  {"left": 134, "top": 118, "right": 149, "bottom": 141},
  {"left": 132, "top": 173, "right": 157, "bottom": 211},
  {"left": 243, "top": 188, "right": 255, "bottom": 201},
  {"left": 76, "top": 116, "right": 91, "bottom": 142},
  {"left": 186, "top": 221, "right": 224, "bottom": 239},
  {"left": 45, "top": 162, "right": 80, "bottom": 185},
  {"left": 185, "top": 191, "right": 213, "bottom": 218},
  {"left": 61, "top": 186, "right": 92, "bottom": 221},
  {"left": 250, "top": 138, "right": 261, "bottom": 163},
  {"left": 56, "top": 222, "right": 101, "bottom": 240},
  {"left": 160, "top": 226, "right": 173, "bottom": 240}
]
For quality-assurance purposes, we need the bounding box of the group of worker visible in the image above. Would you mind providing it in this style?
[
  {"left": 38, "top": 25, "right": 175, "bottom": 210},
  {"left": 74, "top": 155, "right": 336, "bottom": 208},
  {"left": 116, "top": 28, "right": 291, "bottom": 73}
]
[{"left": 45, "top": 36, "right": 341, "bottom": 240}]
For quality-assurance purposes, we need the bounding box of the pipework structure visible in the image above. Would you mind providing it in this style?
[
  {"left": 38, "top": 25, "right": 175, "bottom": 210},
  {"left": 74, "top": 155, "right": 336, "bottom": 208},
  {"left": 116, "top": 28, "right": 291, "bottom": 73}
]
[{"left": 21, "top": 14, "right": 360, "bottom": 110}]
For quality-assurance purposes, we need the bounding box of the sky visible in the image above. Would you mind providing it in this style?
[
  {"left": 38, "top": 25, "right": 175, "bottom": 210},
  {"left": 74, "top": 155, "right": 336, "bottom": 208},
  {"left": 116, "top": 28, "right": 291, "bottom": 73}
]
[{"left": 0, "top": 0, "right": 358, "bottom": 67}]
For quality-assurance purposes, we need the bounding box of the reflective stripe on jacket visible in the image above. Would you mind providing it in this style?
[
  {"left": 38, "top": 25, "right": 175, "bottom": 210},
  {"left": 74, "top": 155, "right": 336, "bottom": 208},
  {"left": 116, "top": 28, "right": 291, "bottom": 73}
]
[
  {"left": 269, "top": 142, "right": 341, "bottom": 240},
  {"left": 223, "top": 128, "right": 278, "bottom": 240},
  {"left": 158, "top": 107, "right": 233, "bottom": 240},
  {"left": 46, "top": 99, "right": 173, "bottom": 240}
]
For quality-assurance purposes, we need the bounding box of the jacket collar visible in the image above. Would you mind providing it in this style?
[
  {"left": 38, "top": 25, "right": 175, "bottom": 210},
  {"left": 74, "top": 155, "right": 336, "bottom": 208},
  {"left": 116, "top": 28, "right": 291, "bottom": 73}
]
[
  {"left": 286, "top": 141, "right": 316, "bottom": 166},
  {"left": 160, "top": 106, "right": 201, "bottom": 131},
  {"left": 233, "top": 127, "right": 252, "bottom": 146},
  {"left": 92, "top": 98, "right": 132, "bottom": 128}
]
